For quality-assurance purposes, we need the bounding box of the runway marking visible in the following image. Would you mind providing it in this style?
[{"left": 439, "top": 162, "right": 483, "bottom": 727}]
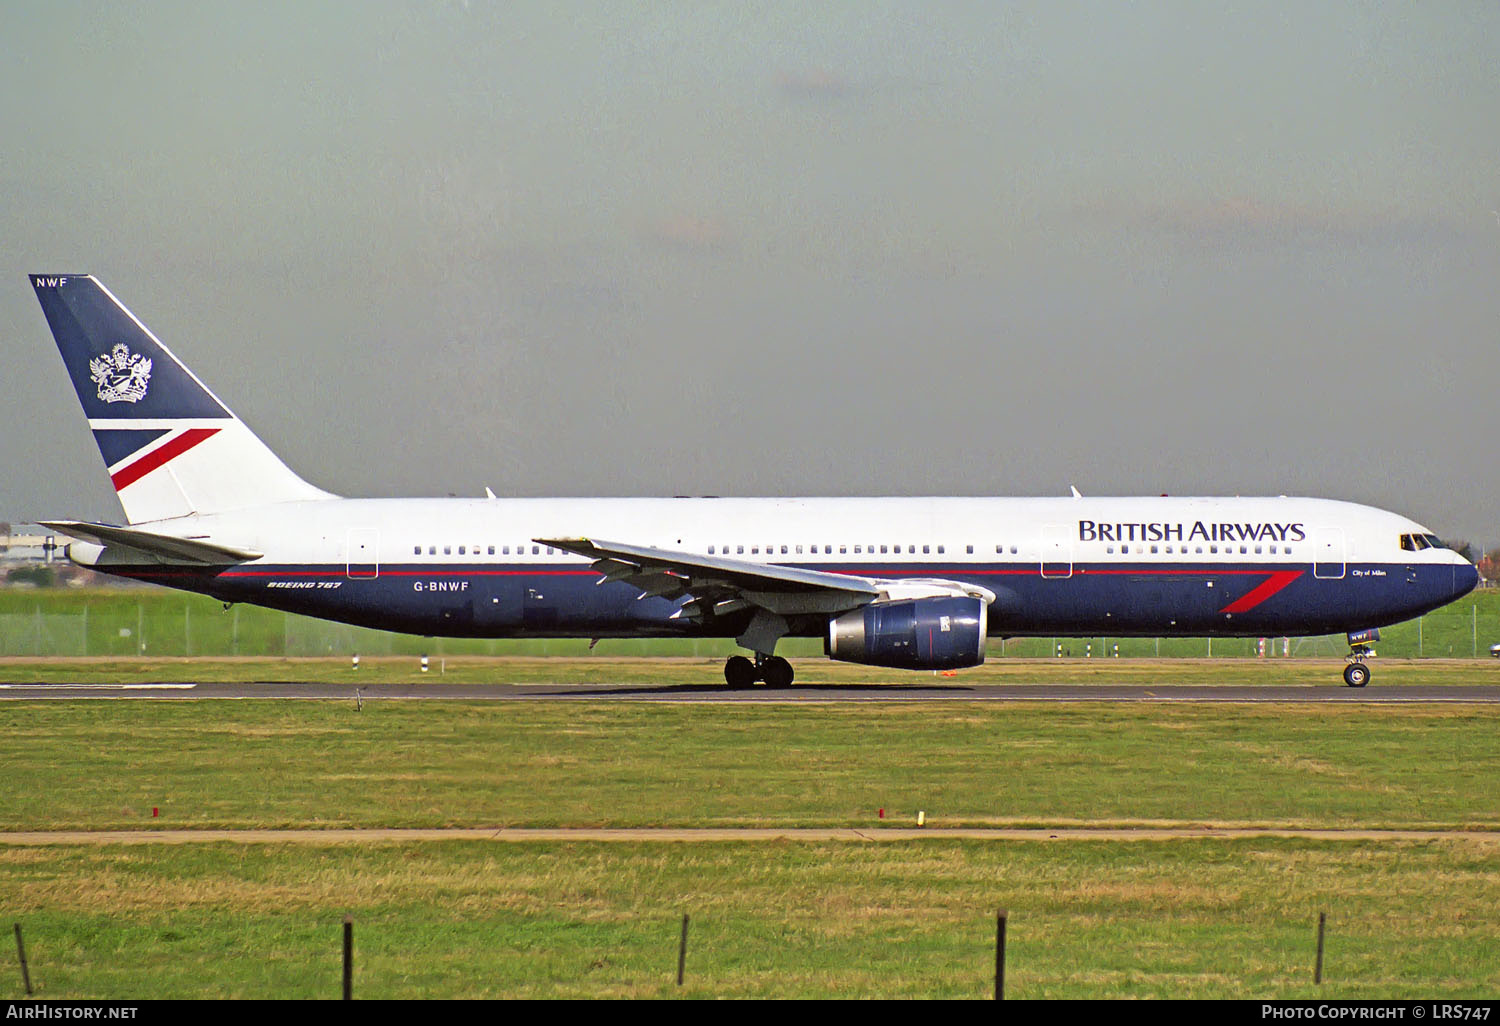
[
  {"left": 2, "top": 827, "right": 1497, "bottom": 846},
  {"left": 0, "top": 683, "right": 196, "bottom": 690}
]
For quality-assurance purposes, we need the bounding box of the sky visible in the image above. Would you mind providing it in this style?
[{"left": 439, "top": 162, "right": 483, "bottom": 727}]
[{"left": 2, "top": 2, "right": 1498, "bottom": 545}]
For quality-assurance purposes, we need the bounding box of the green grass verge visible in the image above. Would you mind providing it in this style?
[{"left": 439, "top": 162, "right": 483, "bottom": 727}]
[
  {"left": 2, "top": 702, "right": 1497, "bottom": 831},
  {"left": 6, "top": 838, "right": 1499, "bottom": 998}
]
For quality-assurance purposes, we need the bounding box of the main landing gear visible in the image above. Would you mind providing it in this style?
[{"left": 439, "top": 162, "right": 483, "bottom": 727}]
[{"left": 724, "top": 654, "right": 795, "bottom": 689}]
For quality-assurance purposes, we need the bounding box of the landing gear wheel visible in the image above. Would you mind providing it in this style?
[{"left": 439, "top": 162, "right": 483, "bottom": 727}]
[
  {"left": 724, "top": 655, "right": 756, "bottom": 689},
  {"left": 761, "top": 656, "right": 795, "bottom": 688},
  {"left": 1343, "top": 662, "right": 1370, "bottom": 688}
]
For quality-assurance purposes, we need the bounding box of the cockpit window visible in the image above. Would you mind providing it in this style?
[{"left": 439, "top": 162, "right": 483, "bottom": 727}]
[
  {"left": 1400, "top": 534, "right": 1416, "bottom": 551},
  {"left": 1424, "top": 534, "right": 1445, "bottom": 550}
]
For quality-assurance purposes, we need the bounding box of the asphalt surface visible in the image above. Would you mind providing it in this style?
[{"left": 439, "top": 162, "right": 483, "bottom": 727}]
[
  {"left": 4, "top": 827, "right": 1498, "bottom": 845},
  {"left": 4, "top": 681, "right": 1500, "bottom": 702}
]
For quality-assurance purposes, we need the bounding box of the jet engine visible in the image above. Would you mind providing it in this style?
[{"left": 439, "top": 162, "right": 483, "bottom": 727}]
[{"left": 826, "top": 596, "right": 987, "bottom": 670}]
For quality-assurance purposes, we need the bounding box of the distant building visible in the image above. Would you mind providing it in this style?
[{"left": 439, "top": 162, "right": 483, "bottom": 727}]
[{"left": 0, "top": 524, "right": 65, "bottom": 564}]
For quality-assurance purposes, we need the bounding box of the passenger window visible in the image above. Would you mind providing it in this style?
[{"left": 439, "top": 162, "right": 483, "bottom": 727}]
[
  {"left": 488, "top": 545, "right": 495, "bottom": 555},
  {"left": 781, "top": 545, "right": 788, "bottom": 554},
  {"left": 795, "top": 545, "right": 803, "bottom": 554},
  {"left": 1150, "top": 545, "right": 1158, "bottom": 554},
  {"left": 1210, "top": 545, "right": 1218, "bottom": 554},
  {"left": 413, "top": 545, "right": 421, "bottom": 555},
  {"left": 737, "top": 545, "right": 744, "bottom": 554},
  {"left": 853, "top": 545, "right": 862, "bottom": 554},
  {"left": 937, "top": 545, "right": 945, "bottom": 554},
  {"left": 531, "top": 545, "right": 539, "bottom": 555},
  {"left": 443, "top": 546, "right": 451, "bottom": 555},
  {"left": 839, "top": 545, "right": 847, "bottom": 554},
  {"left": 966, "top": 545, "right": 973, "bottom": 554},
  {"left": 708, "top": 545, "right": 715, "bottom": 555},
  {"left": 429, "top": 545, "right": 436, "bottom": 555},
  {"left": 752, "top": 546, "right": 759, "bottom": 554},
  {"left": 922, "top": 545, "right": 930, "bottom": 554},
  {"left": 503, "top": 545, "right": 510, "bottom": 555}
]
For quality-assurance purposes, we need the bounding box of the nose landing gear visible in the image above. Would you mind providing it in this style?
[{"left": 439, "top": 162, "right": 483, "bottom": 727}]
[
  {"left": 1342, "top": 660, "right": 1370, "bottom": 688},
  {"left": 1343, "top": 629, "right": 1379, "bottom": 688},
  {"left": 723, "top": 654, "right": 795, "bottom": 689}
]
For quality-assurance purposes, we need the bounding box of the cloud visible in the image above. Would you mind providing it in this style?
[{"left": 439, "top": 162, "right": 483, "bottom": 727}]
[
  {"left": 638, "top": 214, "right": 736, "bottom": 254},
  {"left": 1071, "top": 194, "right": 1462, "bottom": 247},
  {"left": 775, "top": 68, "right": 850, "bottom": 99}
]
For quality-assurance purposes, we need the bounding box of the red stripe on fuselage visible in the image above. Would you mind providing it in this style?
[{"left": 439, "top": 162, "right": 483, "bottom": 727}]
[
  {"left": 110, "top": 428, "right": 220, "bottom": 491},
  {"left": 1217, "top": 570, "right": 1304, "bottom": 613}
]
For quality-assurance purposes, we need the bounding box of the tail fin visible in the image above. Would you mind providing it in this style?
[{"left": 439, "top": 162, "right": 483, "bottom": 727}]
[{"left": 30, "top": 274, "right": 334, "bottom": 523}]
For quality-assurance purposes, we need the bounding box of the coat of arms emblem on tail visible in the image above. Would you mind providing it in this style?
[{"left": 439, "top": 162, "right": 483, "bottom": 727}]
[{"left": 89, "top": 342, "right": 152, "bottom": 403}]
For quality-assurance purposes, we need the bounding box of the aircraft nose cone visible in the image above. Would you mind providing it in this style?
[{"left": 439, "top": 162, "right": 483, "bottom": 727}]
[{"left": 1455, "top": 561, "right": 1480, "bottom": 599}]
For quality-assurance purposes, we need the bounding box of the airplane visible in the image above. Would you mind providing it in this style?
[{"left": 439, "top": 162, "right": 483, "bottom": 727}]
[{"left": 29, "top": 273, "right": 1479, "bottom": 688}]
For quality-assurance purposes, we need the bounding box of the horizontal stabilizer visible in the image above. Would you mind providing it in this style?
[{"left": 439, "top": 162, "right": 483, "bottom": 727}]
[{"left": 39, "top": 520, "right": 262, "bottom": 563}]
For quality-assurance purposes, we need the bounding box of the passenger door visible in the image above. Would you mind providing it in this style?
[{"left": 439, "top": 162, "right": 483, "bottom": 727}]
[{"left": 346, "top": 528, "right": 379, "bottom": 579}]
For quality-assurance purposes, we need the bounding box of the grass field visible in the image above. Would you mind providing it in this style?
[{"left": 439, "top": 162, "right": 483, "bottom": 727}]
[
  {"left": 8, "top": 838, "right": 1500, "bottom": 999},
  {"left": 2, "top": 701, "right": 1498, "bottom": 832},
  {"left": 4, "top": 666, "right": 1499, "bottom": 997},
  {"left": 3, "top": 586, "right": 1499, "bottom": 659}
]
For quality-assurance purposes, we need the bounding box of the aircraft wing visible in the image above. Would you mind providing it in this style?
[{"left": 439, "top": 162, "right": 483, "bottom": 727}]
[
  {"left": 39, "top": 520, "right": 263, "bottom": 564},
  {"left": 536, "top": 536, "right": 880, "bottom": 652},
  {"left": 538, "top": 536, "right": 880, "bottom": 607},
  {"left": 537, "top": 536, "right": 995, "bottom": 655}
]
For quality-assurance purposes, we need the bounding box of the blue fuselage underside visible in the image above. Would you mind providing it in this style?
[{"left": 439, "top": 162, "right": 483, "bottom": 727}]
[{"left": 103, "top": 560, "right": 1468, "bottom": 640}]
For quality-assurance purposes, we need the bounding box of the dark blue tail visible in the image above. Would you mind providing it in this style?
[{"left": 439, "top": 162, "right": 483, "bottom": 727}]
[{"left": 31, "top": 275, "right": 232, "bottom": 421}]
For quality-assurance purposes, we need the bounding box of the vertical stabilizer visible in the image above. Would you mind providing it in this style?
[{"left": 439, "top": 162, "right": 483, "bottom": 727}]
[{"left": 30, "top": 274, "right": 335, "bottom": 523}]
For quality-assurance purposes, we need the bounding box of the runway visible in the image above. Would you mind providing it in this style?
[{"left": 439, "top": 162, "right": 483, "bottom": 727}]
[
  {"left": 4, "top": 681, "right": 1500, "bottom": 703},
  {"left": 4, "top": 826, "right": 1499, "bottom": 845}
]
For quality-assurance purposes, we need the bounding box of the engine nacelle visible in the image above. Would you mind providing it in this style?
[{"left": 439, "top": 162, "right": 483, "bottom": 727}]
[{"left": 827, "top": 596, "right": 988, "bottom": 670}]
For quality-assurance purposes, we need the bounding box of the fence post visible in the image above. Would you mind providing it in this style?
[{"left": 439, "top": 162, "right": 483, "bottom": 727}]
[
  {"left": 1314, "top": 912, "right": 1326, "bottom": 984},
  {"left": 342, "top": 915, "right": 353, "bottom": 1000},
  {"left": 677, "top": 914, "right": 689, "bottom": 986},
  {"left": 14, "top": 922, "right": 32, "bottom": 996},
  {"left": 994, "top": 909, "right": 1007, "bottom": 1000}
]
